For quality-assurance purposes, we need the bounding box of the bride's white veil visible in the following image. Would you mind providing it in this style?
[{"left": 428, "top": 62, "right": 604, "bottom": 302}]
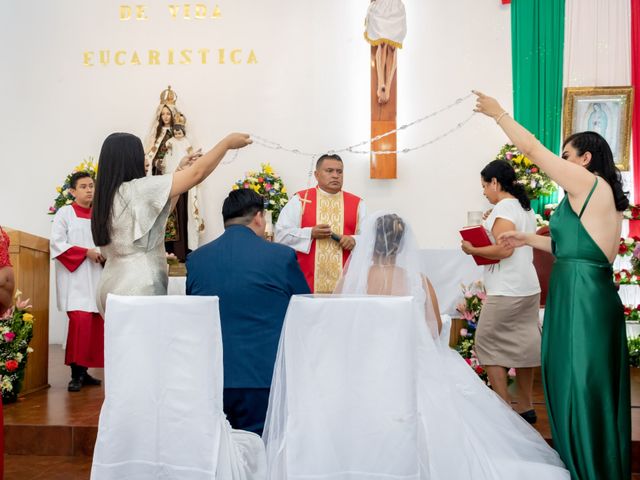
[{"left": 337, "top": 211, "right": 440, "bottom": 338}]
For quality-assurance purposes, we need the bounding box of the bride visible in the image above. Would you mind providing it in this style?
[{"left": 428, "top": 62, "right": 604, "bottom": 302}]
[{"left": 335, "top": 212, "right": 569, "bottom": 478}]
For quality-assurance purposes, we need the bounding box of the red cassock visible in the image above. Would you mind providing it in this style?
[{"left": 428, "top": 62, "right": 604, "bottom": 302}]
[{"left": 54, "top": 204, "right": 104, "bottom": 368}]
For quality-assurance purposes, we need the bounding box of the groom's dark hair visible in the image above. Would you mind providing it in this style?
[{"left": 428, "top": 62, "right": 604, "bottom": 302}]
[{"left": 222, "top": 189, "right": 265, "bottom": 227}]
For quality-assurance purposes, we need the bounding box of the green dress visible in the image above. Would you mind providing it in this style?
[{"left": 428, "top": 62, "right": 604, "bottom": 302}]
[{"left": 544, "top": 178, "right": 630, "bottom": 479}]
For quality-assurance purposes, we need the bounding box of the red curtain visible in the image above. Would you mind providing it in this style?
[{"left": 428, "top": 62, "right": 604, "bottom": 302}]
[{"left": 630, "top": 0, "right": 640, "bottom": 234}]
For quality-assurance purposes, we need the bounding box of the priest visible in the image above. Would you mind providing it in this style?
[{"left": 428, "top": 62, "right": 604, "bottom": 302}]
[
  {"left": 50, "top": 172, "right": 104, "bottom": 392},
  {"left": 275, "top": 154, "right": 366, "bottom": 293}
]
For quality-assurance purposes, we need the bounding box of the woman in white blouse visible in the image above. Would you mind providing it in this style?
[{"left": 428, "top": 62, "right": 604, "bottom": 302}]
[{"left": 461, "top": 159, "right": 541, "bottom": 424}]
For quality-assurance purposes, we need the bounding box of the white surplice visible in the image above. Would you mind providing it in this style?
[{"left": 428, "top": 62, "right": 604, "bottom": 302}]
[{"left": 50, "top": 205, "right": 102, "bottom": 313}]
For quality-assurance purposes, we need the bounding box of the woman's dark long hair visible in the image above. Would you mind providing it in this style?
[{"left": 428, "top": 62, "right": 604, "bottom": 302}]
[
  {"left": 481, "top": 160, "right": 531, "bottom": 210},
  {"left": 563, "top": 131, "right": 629, "bottom": 211},
  {"left": 92, "top": 133, "right": 146, "bottom": 246}
]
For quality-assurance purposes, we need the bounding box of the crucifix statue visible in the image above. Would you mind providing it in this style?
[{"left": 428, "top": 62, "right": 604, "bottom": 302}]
[{"left": 365, "top": 0, "right": 407, "bottom": 179}]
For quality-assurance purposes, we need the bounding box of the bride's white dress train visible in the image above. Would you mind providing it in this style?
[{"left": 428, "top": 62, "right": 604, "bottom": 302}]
[{"left": 263, "top": 211, "right": 569, "bottom": 479}]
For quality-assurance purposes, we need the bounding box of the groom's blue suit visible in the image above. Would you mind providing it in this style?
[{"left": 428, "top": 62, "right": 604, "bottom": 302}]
[{"left": 186, "top": 224, "right": 309, "bottom": 434}]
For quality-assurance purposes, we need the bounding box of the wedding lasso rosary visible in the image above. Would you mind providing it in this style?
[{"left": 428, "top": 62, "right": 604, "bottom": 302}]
[{"left": 222, "top": 93, "right": 477, "bottom": 182}]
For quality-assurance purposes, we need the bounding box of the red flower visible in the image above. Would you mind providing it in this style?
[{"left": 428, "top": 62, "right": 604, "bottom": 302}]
[
  {"left": 258, "top": 177, "right": 264, "bottom": 183},
  {"left": 619, "top": 243, "right": 628, "bottom": 254},
  {"left": 5, "top": 360, "right": 18, "bottom": 372},
  {"left": 624, "top": 307, "right": 632, "bottom": 316},
  {"left": 614, "top": 272, "right": 622, "bottom": 282},
  {"left": 632, "top": 207, "right": 640, "bottom": 218},
  {"left": 475, "top": 366, "right": 484, "bottom": 374},
  {"left": 531, "top": 167, "right": 538, "bottom": 173}
]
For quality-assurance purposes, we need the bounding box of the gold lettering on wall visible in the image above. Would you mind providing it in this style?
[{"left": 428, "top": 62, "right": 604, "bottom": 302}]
[
  {"left": 131, "top": 51, "right": 142, "bottom": 65},
  {"left": 198, "top": 48, "right": 210, "bottom": 64},
  {"left": 180, "top": 49, "right": 192, "bottom": 64},
  {"left": 83, "top": 51, "right": 94, "bottom": 67},
  {"left": 149, "top": 50, "right": 160, "bottom": 65},
  {"left": 82, "top": 48, "right": 259, "bottom": 66},
  {"left": 119, "top": 5, "right": 146, "bottom": 20},
  {"left": 195, "top": 4, "right": 207, "bottom": 19},
  {"left": 167, "top": 3, "right": 221, "bottom": 20},
  {"left": 99, "top": 50, "right": 110, "bottom": 66},
  {"left": 135, "top": 5, "right": 147, "bottom": 20},
  {"left": 115, "top": 50, "right": 127, "bottom": 65},
  {"left": 119, "top": 5, "right": 132, "bottom": 20}
]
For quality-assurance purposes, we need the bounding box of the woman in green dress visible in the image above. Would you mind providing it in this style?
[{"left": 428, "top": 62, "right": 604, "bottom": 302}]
[{"left": 473, "top": 91, "right": 630, "bottom": 480}]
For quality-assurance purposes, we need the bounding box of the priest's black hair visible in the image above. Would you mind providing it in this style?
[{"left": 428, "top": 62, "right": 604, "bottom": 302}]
[
  {"left": 316, "top": 153, "right": 343, "bottom": 170},
  {"left": 481, "top": 160, "right": 531, "bottom": 211},
  {"left": 222, "top": 188, "right": 265, "bottom": 226},
  {"left": 92, "top": 133, "right": 146, "bottom": 246},
  {"left": 563, "top": 131, "right": 629, "bottom": 211}
]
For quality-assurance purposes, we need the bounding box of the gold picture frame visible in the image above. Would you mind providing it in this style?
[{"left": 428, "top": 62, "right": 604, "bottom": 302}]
[{"left": 562, "top": 86, "right": 634, "bottom": 171}]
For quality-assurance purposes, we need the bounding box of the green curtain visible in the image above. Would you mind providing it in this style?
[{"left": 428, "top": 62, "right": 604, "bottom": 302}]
[{"left": 511, "top": 0, "right": 565, "bottom": 155}]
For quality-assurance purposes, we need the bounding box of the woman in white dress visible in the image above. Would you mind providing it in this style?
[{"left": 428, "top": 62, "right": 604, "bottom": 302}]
[
  {"left": 364, "top": 0, "right": 407, "bottom": 104},
  {"left": 331, "top": 212, "right": 570, "bottom": 479},
  {"left": 91, "top": 131, "right": 251, "bottom": 315}
]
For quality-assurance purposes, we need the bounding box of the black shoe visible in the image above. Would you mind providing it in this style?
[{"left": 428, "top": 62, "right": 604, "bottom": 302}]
[
  {"left": 82, "top": 373, "right": 102, "bottom": 386},
  {"left": 68, "top": 378, "right": 82, "bottom": 392},
  {"left": 519, "top": 409, "right": 537, "bottom": 424}
]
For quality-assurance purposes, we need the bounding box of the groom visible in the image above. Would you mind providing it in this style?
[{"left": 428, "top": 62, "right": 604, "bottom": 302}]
[{"left": 186, "top": 189, "right": 309, "bottom": 435}]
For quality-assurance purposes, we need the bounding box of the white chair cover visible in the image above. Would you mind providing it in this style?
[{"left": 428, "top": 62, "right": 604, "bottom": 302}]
[
  {"left": 264, "top": 295, "right": 420, "bottom": 480},
  {"left": 91, "top": 294, "right": 266, "bottom": 480},
  {"left": 264, "top": 294, "right": 569, "bottom": 480}
]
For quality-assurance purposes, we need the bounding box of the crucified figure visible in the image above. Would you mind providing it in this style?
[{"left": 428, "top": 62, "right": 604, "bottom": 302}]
[
  {"left": 375, "top": 43, "right": 399, "bottom": 104},
  {"left": 365, "top": 0, "right": 407, "bottom": 104}
]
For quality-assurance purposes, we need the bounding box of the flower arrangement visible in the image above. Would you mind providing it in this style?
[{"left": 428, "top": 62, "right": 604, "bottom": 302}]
[
  {"left": 454, "top": 281, "right": 516, "bottom": 386},
  {"left": 613, "top": 269, "right": 640, "bottom": 285},
  {"left": 619, "top": 237, "right": 640, "bottom": 257},
  {"left": 623, "top": 305, "right": 640, "bottom": 323},
  {"left": 48, "top": 158, "right": 98, "bottom": 215},
  {"left": 454, "top": 281, "right": 489, "bottom": 383},
  {"left": 495, "top": 144, "right": 556, "bottom": 199},
  {"left": 629, "top": 336, "right": 640, "bottom": 368},
  {"left": 0, "top": 290, "right": 35, "bottom": 403},
  {"left": 232, "top": 163, "right": 288, "bottom": 223},
  {"left": 624, "top": 204, "right": 640, "bottom": 221}
]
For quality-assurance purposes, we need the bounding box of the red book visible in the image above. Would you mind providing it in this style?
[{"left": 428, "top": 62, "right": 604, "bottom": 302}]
[{"left": 459, "top": 225, "right": 499, "bottom": 266}]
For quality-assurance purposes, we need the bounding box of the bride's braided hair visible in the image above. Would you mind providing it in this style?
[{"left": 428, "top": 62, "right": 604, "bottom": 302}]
[{"left": 374, "top": 214, "right": 406, "bottom": 257}]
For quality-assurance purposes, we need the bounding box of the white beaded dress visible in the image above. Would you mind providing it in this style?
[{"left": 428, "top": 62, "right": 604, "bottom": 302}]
[{"left": 97, "top": 174, "right": 173, "bottom": 315}]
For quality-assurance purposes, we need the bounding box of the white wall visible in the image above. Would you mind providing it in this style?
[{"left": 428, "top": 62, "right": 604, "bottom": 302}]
[{"left": 0, "top": 0, "right": 512, "bottom": 342}]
